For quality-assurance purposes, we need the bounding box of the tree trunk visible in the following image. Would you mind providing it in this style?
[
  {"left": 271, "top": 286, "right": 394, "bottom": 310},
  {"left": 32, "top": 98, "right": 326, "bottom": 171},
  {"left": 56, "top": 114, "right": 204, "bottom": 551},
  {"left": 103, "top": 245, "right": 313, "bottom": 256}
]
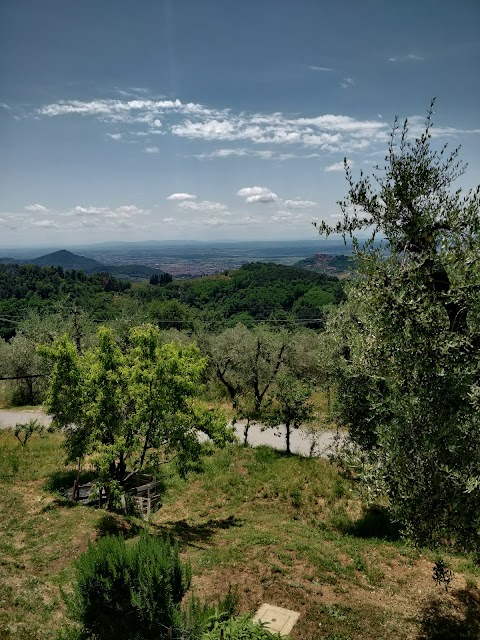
[
  {"left": 243, "top": 418, "right": 251, "bottom": 446},
  {"left": 286, "top": 421, "right": 291, "bottom": 455}
]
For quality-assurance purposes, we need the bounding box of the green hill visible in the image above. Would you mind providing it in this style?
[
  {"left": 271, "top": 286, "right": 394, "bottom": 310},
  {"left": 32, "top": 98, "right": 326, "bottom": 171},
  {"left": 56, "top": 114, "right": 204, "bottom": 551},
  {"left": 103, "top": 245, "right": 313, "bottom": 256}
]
[
  {"left": 295, "top": 253, "right": 354, "bottom": 276},
  {"left": 28, "top": 250, "right": 104, "bottom": 272}
]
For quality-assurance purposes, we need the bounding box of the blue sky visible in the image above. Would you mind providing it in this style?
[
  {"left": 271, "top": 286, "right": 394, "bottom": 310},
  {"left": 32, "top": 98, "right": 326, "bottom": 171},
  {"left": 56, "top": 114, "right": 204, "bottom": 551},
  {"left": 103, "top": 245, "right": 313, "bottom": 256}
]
[{"left": 1, "top": 0, "right": 479, "bottom": 247}]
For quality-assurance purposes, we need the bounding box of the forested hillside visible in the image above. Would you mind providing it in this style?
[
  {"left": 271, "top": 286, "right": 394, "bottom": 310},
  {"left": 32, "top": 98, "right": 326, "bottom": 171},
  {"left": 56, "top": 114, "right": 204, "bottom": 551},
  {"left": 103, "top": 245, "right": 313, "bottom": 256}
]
[
  {"left": 134, "top": 262, "right": 344, "bottom": 328},
  {"left": 0, "top": 264, "right": 130, "bottom": 339}
]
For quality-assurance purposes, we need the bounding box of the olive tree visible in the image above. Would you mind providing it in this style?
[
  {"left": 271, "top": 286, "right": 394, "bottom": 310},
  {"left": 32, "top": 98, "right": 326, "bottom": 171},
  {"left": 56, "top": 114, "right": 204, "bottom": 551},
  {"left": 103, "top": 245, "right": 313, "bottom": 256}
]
[
  {"left": 201, "top": 324, "right": 288, "bottom": 444},
  {"left": 318, "top": 102, "right": 480, "bottom": 550}
]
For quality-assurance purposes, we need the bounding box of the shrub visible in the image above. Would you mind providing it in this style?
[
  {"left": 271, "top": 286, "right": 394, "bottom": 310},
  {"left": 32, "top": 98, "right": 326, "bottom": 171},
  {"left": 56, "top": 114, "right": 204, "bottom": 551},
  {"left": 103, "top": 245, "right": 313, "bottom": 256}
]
[{"left": 64, "top": 533, "right": 191, "bottom": 640}]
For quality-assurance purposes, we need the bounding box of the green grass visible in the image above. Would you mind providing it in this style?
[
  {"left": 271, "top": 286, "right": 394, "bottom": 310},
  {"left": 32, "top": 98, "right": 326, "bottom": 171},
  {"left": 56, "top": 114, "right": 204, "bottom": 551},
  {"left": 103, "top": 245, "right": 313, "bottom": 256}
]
[{"left": 0, "top": 432, "right": 479, "bottom": 640}]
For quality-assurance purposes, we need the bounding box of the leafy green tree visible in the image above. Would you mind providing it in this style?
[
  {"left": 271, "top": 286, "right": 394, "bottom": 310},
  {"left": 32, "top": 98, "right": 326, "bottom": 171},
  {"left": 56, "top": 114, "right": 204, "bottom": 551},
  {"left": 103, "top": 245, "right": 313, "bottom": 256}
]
[
  {"left": 318, "top": 102, "right": 480, "bottom": 550},
  {"left": 264, "top": 373, "right": 315, "bottom": 454},
  {"left": 43, "top": 325, "right": 232, "bottom": 507},
  {"left": 202, "top": 325, "right": 288, "bottom": 444},
  {"left": 0, "top": 332, "right": 48, "bottom": 405}
]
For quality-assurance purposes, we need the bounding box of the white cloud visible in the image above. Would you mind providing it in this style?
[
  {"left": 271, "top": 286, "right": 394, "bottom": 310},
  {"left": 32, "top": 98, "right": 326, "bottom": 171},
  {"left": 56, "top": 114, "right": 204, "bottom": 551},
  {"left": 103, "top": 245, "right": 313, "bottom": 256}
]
[
  {"left": 34, "top": 96, "right": 479, "bottom": 157},
  {"left": 237, "top": 186, "right": 271, "bottom": 197},
  {"left": 203, "top": 216, "right": 228, "bottom": 226},
  {"left": 271, "top": 211, "right": 304, "bottom": 223},
  {"left": 172, "top": 119, "right": 238, "bottom": 140},
  {"left": 115, "top": 205, "right": 145, "bottom": 214},
  {"left": 0, "top": 215, "right": 20, "bottom": 229},
  {"left": 37, "top": 98, "right": 213, "bottom": 120},
  {"left": 162, "top": 217, "right": 176, "bottom": 223},
  {"left": 69, "top": 204, "right": 148, "bottom": 218},
  {"left": 178, "top": 200, "right": 228, "bottom": 212},
  {"left": 24, "top": 203, "right": 48, "bottom": 213},
  {"left": 144, "top": 146, "right": 159, "bottom": 153},
  {"left": 325, "top": 161, "right": 348, "bottom": 172},
  {"left": 283, "top": 198, "right": 317, "bottom": 209},
  {"left": 235, "top": 216, "right": 260, "bottom": 225},
  {"left": 236, "top": 185, "right": 279, "bottom": 204},
  {"left": 107, "top": 133, "right": 122, "bottom": 140},
  {"left": 246, "top": 192, "right": 279, "bottom": 204},
  {"left": 71, "top": 206, "right": 108, "bottom": 216},
  {"left": 196, "top": 148, "right": 249, "bottom": 159},
  {"left": 167, "top": 193, "right": 197, "bottom": 201},
  {"left": 0, "top": 103, "right": 11, "bottom": 110},
  {"left": 388, "top": 54, "right": 424, "bottom": 62}
]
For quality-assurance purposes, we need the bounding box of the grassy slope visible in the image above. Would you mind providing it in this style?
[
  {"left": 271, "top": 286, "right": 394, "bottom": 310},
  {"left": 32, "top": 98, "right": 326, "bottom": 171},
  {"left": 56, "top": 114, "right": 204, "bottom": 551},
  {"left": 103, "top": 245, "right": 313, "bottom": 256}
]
[{"left": 0, "top": 432, "right": 479, "bottom": 640}]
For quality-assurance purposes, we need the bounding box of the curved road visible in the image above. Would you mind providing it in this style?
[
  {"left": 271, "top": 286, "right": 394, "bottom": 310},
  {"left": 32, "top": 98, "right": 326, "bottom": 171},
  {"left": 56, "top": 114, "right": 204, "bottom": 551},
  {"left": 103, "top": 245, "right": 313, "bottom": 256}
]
[{"left": 0, "top": 410, "right": 341, "bottom": 457}]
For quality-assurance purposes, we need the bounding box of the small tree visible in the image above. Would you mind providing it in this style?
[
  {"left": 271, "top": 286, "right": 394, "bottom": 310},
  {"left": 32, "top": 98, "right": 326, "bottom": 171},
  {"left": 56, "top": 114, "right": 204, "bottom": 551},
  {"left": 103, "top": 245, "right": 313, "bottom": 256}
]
[
  {"left": 264, "top": 374, "right": 315, "bottom": 454},
  {"left": 14, "top": 419, "right": 44, "bottom": 447},
  {"left": 43, "top": 325, "right": 232, "bottom": 507}
]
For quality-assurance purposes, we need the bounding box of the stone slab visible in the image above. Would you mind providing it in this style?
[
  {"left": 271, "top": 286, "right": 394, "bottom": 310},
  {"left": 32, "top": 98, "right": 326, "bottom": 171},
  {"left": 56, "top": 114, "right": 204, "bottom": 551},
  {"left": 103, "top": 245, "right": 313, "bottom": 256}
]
[{"left": 253, "top": 603, "right": 300, "bottom": 636}]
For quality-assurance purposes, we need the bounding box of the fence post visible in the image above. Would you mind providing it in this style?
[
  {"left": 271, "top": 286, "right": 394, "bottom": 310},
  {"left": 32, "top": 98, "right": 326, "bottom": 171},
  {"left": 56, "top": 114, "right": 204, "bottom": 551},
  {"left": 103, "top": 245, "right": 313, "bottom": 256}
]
[
  {"left": 167, "top": 627, "right": 172, "bottom": 640},
  {"left": 220, "top": 629, "right": 224, "bottom": 639}
]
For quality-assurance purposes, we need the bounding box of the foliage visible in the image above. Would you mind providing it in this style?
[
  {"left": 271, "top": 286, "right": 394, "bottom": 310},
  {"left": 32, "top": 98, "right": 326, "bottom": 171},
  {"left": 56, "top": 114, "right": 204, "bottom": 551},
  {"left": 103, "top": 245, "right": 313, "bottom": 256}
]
[
  {"left": 0, "top": 332, "right": 49, "bottom": 405},
  {"left": 133, "top": 262, "right": 344, "bottom": 328},
  {"left": 318, "top": 102, "right": 480, "bottom": 550},
  {"left": 42, "top": 325, "right": 232, "bottom": 505},
  {"left": 200, "top": 614, "right": 283, "bottom": 639},
  {"left": 0, "top": 263, "right": 129, "bottom": 340},
  {"left": 64, "top": 533, "right": 190, "bottom": 640},
  {"left": 201, "top": 324, "right": 290, "bottom": 443},
  {"left": 181, "top": 586, "right": 239, "bottom": 638},
  {"left": 149, "top": 272, "right": 173, "bottom": 286},
  {"left": 264, "top": 373, "right": 315, "bottom": 454}
]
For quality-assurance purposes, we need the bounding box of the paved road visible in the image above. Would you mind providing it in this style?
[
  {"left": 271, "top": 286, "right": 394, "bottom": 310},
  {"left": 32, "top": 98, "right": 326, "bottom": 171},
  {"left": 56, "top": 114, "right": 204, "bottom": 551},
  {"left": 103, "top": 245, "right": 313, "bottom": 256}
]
[{"left": 0, "top": 410, "right": 341, "bottom": 457}]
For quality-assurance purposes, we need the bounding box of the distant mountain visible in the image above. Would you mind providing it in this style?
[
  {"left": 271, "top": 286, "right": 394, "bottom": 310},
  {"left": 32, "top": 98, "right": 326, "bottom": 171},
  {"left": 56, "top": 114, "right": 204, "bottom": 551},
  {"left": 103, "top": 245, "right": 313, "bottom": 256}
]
[
  {"left": 294, "top": 253, "right": 355, "bottom": 276},
  {"left": 21, "top": 250, "right": 163, "bottom": 280}
]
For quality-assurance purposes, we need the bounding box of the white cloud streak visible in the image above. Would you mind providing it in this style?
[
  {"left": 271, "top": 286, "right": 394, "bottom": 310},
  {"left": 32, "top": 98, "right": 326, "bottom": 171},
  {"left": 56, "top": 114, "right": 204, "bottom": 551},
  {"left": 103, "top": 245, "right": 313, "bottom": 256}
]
[
  {"left": 308, "top": 65, "right": 335, "bottom": 71},
  {"left": 33, "top": 97, "right": 480, "bottom": 157},
  {"left": 388, "top": 54, "right": 424, "bottom": 62}
]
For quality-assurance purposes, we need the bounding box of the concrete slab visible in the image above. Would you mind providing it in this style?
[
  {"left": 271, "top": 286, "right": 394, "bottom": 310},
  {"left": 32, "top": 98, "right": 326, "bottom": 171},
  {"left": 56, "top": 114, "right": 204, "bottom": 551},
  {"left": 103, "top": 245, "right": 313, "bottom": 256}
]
[{"left": 253, "top": 603, "right": 300, "bottom": 636}]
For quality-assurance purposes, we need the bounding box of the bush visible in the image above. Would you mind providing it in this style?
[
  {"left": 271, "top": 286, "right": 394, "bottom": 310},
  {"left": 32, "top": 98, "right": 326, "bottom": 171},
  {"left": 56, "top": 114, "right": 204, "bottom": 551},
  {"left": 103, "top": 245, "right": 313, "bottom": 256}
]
[{"left": 64, "top": 533, "right": 191, "bottom": 640}]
